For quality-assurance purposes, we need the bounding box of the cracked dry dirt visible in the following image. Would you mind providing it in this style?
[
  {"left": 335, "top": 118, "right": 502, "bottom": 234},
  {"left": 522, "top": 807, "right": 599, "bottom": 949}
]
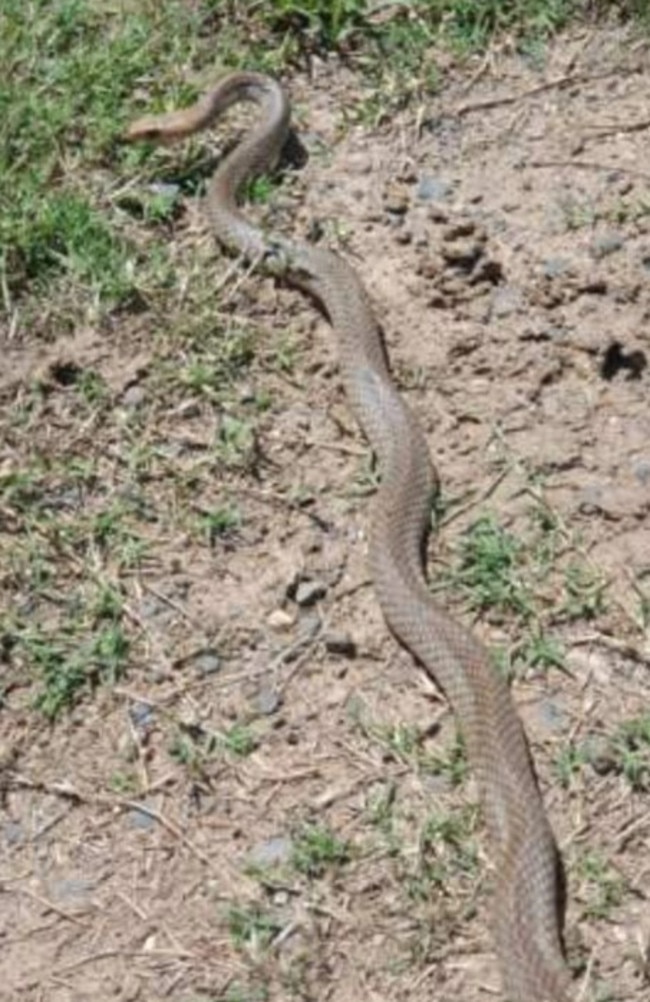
[{"left": 2, "top": 24, "right": 650, "bottom": 1002}]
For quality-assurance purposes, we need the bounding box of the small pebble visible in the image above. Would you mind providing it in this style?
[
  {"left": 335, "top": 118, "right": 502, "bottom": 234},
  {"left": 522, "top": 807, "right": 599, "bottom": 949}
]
[
  {"left": 130, "top": 701, "right": 155, "bottom": 730},
  {"left": 267, "top": 608, "right": 295, "bottom": 631},
  {"left": 489, "top": 285, "right": 522, "bottom": 319},
  {"left": 4, "top": 821, "right": 24, "bottom": 847},
  {"left": 192, "top": 649, "right": 222, "bottom": 676},
  {"left": 536, "top": 699, "right": 567, "bottom": 733},
  {"left": 294, "top": 579, "right": 327, "bottom": 607},
  {"left": 590, "top": 231, "right": 624, "bottom": 259},
  {"left": 247, "top": 835, "right": 293, "bottom": 868},
  {"left": 441, "top": 239, "right": 482, "bottom": 270},
  {"left": 120, "top": 384, "right": 145, "bottom": 409},
  {"left": 382, "top": 182, "right": 409, "bottom": 215},
  {"left": 256, "top": 684, "right": 282, "bottom": 716},
  {"left": 50, "top": 878, "right": 94, "bottom": 902},
  {"left": 128, "top": 805, "right": 156, "bottom": 830},
  {"left": 542, "top": 257, "right": 572, "bottom": 279}
]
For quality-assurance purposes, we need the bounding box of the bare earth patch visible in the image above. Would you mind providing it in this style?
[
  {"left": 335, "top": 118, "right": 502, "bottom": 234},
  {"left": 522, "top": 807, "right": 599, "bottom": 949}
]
[{"left": 2, "top": 25, "right": 650, "bottom": 1002}]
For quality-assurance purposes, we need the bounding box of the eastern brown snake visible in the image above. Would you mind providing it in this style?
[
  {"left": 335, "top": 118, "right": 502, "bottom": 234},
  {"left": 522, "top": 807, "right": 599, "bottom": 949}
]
[{"left": 126, "top": 71, "right": 575, "bottom": 1002}]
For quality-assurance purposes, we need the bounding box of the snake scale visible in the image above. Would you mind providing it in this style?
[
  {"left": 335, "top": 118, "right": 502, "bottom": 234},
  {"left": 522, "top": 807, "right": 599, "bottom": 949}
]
[{"left": 126, "top": 72, "right": 574, "bottom": 1001}]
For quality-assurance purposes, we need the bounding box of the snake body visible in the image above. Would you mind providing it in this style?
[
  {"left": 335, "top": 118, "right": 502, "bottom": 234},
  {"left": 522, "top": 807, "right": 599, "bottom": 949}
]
[{"left": 127, "top": 72, "right": 573, "bottom": 1001}]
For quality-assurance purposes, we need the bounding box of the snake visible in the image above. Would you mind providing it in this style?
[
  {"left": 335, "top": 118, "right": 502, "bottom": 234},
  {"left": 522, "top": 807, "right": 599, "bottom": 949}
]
[{"left": 126, "top": 72, "right": 575, "bottom": 1001}]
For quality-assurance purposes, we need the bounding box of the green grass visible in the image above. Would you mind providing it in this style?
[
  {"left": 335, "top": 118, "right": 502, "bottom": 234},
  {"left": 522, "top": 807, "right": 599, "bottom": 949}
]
[
  {"left": 170, "top": 721, "right": 259, "bottom": 771},
  {"left": 222, "top": 982, "right": 270, "bottom": 1002},
  {"left": 0, "top": 0, "right": 286, "bottom": 335},
  {"left": 1, "top": 0, "right": 644, "bottom": 335},
  {"left": 445, "top": 514, "right": 534, "bottom": 619},
  {"left": 0, "top": 0, "right": 633, "bottom": 740},
  {"left": 439, "top": 495, "right": 610, "bottom": 678},
  {"left": 2, "top": 8, "right": 648, "bottom": 999},
  {"left": 411, "top": 807, "right": 479, "bottom": 894},
  {"left": 5, "top": 583, "right": 129, "bottom": 719}
]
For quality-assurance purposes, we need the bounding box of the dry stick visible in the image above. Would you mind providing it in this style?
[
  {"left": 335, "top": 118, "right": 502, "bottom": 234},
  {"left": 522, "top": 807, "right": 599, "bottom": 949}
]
[
  {"left": 586, "top": 118, "right": 650, "bottom": 138},
  {"left": 571, "top": 632, "right": 650, "bottom": 669},
  {"left": 453, "top": 65, "right": 642, "bottom": 118},
  {"left": 236, "top": 484, "right": 333, "bottom": 532},
  {"left": 8, "top": 776, "right": 218, "bottom": 872},
  {"left": 454, "top": 72, "right": 584, "bottom": 116},
  {"left": 142, "top": 582, "right": 206, "bottom": 630},
  {"left": 438, "top": 463, "right": 511, "bottom": 529},
  {"left": 12, "top": 886, "right": 91, "bottom": 929},
  {"left": 529, "top": 158, "right": 650, "bottom": 182},
  {"left": 102, "top": 795, "right": 216, "bottom": 868}
]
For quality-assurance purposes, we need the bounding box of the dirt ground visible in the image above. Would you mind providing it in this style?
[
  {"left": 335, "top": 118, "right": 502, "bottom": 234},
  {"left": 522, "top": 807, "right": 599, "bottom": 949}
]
[{"left": 2, "top": 22, "right": 650, "bottom": 1002}]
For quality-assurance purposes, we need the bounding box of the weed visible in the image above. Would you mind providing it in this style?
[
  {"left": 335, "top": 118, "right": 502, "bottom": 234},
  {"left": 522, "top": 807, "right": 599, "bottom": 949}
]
[
  {"left": 434, "top": 0, "right": 574, "bottom": 51},
  {"left": 215, "top": 414, "right": 258, "bottom": 470},
  {"left": 444, "top": 514, "right": 534, "bottom": 619},
  {"left": 291, "top": 823, "right": 352, "bottom": 877},
  {"left": 198, "top": 503, "right": 242, "bottom": 545},
  {"left": 222, "top": 723, "right": 258, "bottom": 757},
  {"left": 409, "top": 807, "right": 479, "bottom": 899},
  {"left": 269, "top": 332, "right": 299, "bottom": 375},
  {"left": 631, "top": 571, "right": 650, "bottom": 630},
  {"left": 227, "top": 902, "right": 283, "bottom": 955},
  {"left": 245, "top": 173, "right": 279, "bottom": 204},
  {"left": 426, "top": 732, "right": 469, "bottom": 786},
  {"left": 109, "top": 771, "right": 139, "bottom": 794},
  {"left": 613, "top": 715, "right": 650, "bottom": 791},
  {"left": 382, "top": 722, "right": 422, "bottom": 761},
  {"left": 366, "top": 781, "right": 398, "bottom": 836},
  {"left": 576, "top": 851, "right": 625, "bottom": 920},
  {"left": 558, "top": 194, "right": 598, "bottom": 231},
  {"left": 554, "top": 742, "right": 588, "bottom": 789},
  {"left": 170, "top": 721, "right": 258, "bottom": 771},
  {"left": 11, "top": 599, "right": 130, "bottom": 720},
  {"left": 515, "top": 630, "right": 566, "bottom": 673},
  {"left": 259, "top": 0, "right": 369, "bottom": 52},
  {"left": 222, "top": 983, "right": 270, "bottom": 1002}
]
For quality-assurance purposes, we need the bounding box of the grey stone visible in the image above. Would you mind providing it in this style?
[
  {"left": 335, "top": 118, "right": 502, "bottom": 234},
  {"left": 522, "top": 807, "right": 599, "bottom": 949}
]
[
  {"left": 121, "top": 384, "right": 145, "bottom": 409},
  {"left": 4, "top": 821, "right": 24, "bottom": 847},
  {"left": 130, "top": 701, "right": 155, "bottom": 729},
  {"left": 50, "top": 878, "right": 94, "bottom": 902},
  {"left": 416, "top": 175, "right": 452, "bottom": 202},
  {"left": 633, "top": 459, "right": 650, "bottom": 486},
  {"left": 590, "top": 231, "right": 624, "bottom": 259},
  {"left": 542, "top": 257, "right": 572, "bottom": 278},
  {"left": 256, "top": 684, "right": 282, "bottom": 716},
  {"left": 128, "top": 804, "right": 156, "bottom": 830},
  {"left": 489, "top": 285, "right": 522, "bottom": 318},
  {"left": 536, "top": 699, "right": 567, "bottom": 733}
]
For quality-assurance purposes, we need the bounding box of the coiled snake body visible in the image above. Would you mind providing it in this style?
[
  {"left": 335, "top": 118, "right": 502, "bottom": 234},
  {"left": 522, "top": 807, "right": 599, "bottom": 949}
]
[{"left": 127, "top": 72, "right": 573, "bottom": 1002}]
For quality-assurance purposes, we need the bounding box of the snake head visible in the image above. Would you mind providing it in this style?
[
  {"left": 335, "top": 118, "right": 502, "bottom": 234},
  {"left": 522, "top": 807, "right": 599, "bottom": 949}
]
[
  {"left": 123, "top": 115, "right": 185, "bottom": 146},
  {"left": 263, "top": 240, "right": 292, "bottom": 276}
]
